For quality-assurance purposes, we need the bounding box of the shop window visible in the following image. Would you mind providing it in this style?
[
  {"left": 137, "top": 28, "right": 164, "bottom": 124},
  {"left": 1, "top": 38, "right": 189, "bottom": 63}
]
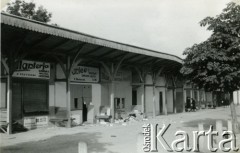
[{"left": 22, "top": 81, "right": 48, "bottom": 115}]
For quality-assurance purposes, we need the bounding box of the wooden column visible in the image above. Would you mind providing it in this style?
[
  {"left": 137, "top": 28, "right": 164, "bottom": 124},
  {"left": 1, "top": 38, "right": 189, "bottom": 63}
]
[
  {"left": 172, "top": 87, "right": 177, "bottom": 113},
  {"left": 7, "top": 72, "right": 13, "bottom": 134},
  {"left": 164, "top": 87, "right": 168, "bottom": 115},
  {"left": 141, "top": 84, "right": 145, "bottom": 115},
  {"left": 110, "top": 81, "right": 115, "bottom": 122},
  {"left": 5, "top": 53, "right": 13, "bottom": 134},
  {"left": 183, "top": 88, "right": 186, "bottom": 112},
  {"left": 152, "top": 84, "right": 156, "bottom": 118},
  {"left": 66, "top": 56, "right": 71, "bottom": 128},
  {"left": 172, "top": 77, "right": 177, "bottom": 114}
]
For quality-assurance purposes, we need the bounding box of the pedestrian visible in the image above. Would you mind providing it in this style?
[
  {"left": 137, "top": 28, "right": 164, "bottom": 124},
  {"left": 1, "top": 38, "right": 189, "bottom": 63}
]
[
  {"left": 186, "top": 97, "right": 191, "bottom": 112},
  {"left": 191, "top": 98, "right": 196, "bottom": 112}
]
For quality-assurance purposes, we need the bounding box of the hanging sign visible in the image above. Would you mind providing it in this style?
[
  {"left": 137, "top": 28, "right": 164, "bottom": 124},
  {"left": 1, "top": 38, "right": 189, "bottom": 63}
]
[
  {"left": 71, "top": 66, "right": 99, "bottom": 83},
  {"left": 13, "top": 60, "right": 50, "bottom": 79}
]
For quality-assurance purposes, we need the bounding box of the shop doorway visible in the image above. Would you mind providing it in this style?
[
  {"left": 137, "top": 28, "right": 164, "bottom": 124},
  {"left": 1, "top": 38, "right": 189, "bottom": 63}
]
[
  {"left": 159, "top": 92, "right": 163, "bottom": 114},
  {"left": 82, "top": 100, "right": 88, "bottom": 122},
  {"left": 132, "top": 90, "right": 137, "bottom": 105},
  {"left": 70, "top": 84, "right": 92, "bottom": 123}
]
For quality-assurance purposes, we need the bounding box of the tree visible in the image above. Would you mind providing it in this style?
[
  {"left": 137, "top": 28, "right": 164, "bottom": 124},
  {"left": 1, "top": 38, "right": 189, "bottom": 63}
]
[
  {"left": 6, "top": 0, "right": 52, "bottom": 23},
  {"left": 181, "top": 2, "right": 240, "bottom": 133}
]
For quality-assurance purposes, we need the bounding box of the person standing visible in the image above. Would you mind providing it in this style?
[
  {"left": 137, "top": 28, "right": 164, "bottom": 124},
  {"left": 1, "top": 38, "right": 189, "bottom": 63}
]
[{"left": 191, "top": 98, "right": 196, "bottom": 112}]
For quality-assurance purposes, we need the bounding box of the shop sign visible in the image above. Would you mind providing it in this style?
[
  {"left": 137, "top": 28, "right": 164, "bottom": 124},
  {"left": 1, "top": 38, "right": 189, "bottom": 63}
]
[
  {"left": 13, "top": 60, "right": 50, "bottom": 79},
  {"left": 101, "top": 71, "right": 123, "bottom": 81},
  {"left": 24, "top": 116, "right": 48, "bottom": 130},
  {"left": 71, "top": 66, "right": 99, "bottom": 83}
]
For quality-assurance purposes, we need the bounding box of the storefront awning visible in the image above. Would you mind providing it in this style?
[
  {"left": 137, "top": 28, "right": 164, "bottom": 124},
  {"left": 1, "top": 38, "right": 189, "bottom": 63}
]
[{"left": 1, "top": 12, "right": 182, "bottom": 73}]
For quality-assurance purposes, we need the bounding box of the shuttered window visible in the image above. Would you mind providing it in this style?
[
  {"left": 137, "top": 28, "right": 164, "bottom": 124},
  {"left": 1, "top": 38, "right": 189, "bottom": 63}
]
[{"left": 22, "top": 81, "right": 48, "bottom": 114}]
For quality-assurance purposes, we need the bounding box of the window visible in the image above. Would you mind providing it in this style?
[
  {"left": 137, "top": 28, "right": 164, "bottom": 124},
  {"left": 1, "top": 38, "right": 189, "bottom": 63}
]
[
  {"left": 114, "top": 98, "right": 125, "bottom": 109},
  {"left": 23, "top": 81, "right": 48, "bottom": 114}
]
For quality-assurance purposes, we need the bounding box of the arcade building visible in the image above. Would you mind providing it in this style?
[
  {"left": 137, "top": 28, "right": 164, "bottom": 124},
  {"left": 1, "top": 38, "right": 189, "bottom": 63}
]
[{"left": 1, "top": 13, "right": 195, "bottom": 134}]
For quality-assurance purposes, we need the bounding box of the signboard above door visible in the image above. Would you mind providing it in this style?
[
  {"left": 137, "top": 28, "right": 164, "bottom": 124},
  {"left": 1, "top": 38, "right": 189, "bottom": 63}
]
[
  {"left": 13, "top": 60, "right": 50, "bottom": 79},
  {"left": 70, "top": 66, "right": 99, "bottom": 83}
]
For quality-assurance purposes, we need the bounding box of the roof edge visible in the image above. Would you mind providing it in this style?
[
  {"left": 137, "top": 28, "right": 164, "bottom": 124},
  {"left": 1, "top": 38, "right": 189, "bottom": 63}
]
[{"left": 1, "top": 12, "right": 183, "bottom": 64}]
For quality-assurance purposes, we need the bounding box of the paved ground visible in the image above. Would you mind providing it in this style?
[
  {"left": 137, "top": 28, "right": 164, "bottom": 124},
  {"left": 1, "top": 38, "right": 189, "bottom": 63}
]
[{"left": 0, "top": 106, "right": 240, "bottom": 153}]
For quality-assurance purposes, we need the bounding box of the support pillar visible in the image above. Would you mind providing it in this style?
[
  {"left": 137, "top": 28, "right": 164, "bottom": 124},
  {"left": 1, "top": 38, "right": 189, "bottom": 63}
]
[
  {"left": 152, "top": 84, "right": 156, "bottom": 118},
  {"left": 164, "top": 87, "right": 168, "bottom": 115},
  {"left": 183, "top": 88, "right": 186, "bottom": 112},
  {"left": 141, "top": 84, "right": 145, "bottom": 116},
  {"left": 110, "top": 81, "right": 115, "bottom": 122},
  {"left": 66, "top": 56, "right": 71, "bottom": 128},
  {"left": 7, "top": 73, "right": 13, "bottom": 134},
  {"left": 172, "top": 87, "right": 177, "bottom": 114}
]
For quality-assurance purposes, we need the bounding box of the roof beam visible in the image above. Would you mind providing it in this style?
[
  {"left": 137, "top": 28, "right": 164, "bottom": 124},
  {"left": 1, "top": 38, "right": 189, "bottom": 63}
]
[
  {"left": 123, "top": 54, "right": 138, "bottom": 62},
  {"left": 50, "top": 39, "right": 71, "bottom": 51},
  {"left": 98, "top": 49, "right": 116, "bottom": 60},
  {"left": 28, "top": 35, "right": 50, "bottom": 47},
  {"left": 82, "top": 46, "right": 103, "bottom": 56},
  {"left": 113, "top": 52, "right": 128, "bottom": 60}
]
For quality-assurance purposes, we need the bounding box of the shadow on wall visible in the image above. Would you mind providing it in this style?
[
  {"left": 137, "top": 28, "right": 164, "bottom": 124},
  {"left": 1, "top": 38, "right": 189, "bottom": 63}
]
[{"left": 0, "top": 132, "right": 118, "bottom": 153}]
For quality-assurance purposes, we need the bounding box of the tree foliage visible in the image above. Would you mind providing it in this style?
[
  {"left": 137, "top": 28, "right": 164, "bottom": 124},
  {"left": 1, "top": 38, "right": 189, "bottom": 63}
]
[
  {"left": 181, "top": 2, "right": 240, "bottom": 93},
  {"left": 6, "top": 0, "right": 52, "bottom": 23}
]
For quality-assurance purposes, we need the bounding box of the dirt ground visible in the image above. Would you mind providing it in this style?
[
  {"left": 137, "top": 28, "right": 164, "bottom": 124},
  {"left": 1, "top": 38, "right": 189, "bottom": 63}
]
[{"left": 1, "top": 106, "right": 240, "bottom": 153}]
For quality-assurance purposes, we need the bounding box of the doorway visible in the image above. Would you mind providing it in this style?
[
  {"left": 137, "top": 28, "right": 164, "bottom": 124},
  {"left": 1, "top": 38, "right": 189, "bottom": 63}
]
[
  {"left": 70, "top": 84, "right": 92, "bottom": 123},
  {"left": 159, "top": 92, "right": 163, "bottom": 114},
  {"left": 132, "top": 90, "right": 137, "bottom": 105}
]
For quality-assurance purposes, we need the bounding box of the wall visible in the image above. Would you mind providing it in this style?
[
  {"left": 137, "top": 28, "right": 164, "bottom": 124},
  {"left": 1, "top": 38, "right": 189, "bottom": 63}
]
[
  {"left": 0, "top": 81, "right": 6, "bottom": 108},
  {"left": 55, "top": 82, "right": 67, "bottom": 108},
  {"left": 167, "top": 89, "right": 173, "bottom": 113}
]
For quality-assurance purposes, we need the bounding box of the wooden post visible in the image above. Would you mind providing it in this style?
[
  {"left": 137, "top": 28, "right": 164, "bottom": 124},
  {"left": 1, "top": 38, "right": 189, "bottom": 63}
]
[
  {"left": 172, "top": 87, "right": 177, "bottom": 113},
  {"left": 171, "top": 76, "right": 177, "bottom": 114},
  {"left": 141, "top": 84, "right": 145, "bottom": 116},
  {"left": 164, "top": 87, "right": 168, "bottom": 115},
  {"left": 152, "top": 84, "right": 156, "bottom": 118},
  {"left": 66, "top": 56, "right": 71, "bottom": 128},
  {"left": 6, "top": 53, "right": 13, "bottom": 135},
  {"left": 183, "top": 88, "right": 186, "bottom": 112},
  {"left": 7, "top": 72, "right": 13, "bottom": 134},
  {"left": 110, "top": 81, "right": 115, "bottom": 122}
]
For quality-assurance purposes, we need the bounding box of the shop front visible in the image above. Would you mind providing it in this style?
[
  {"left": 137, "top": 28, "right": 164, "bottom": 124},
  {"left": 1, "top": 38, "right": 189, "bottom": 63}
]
[{"left": 10, "top": 60, "right": 51, "bottom": 130}]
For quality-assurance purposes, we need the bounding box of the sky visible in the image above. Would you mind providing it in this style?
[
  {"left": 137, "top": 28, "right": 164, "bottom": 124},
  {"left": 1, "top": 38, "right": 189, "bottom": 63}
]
[{"left": 2, "top": 0, "right": 233, "bottom": 58}]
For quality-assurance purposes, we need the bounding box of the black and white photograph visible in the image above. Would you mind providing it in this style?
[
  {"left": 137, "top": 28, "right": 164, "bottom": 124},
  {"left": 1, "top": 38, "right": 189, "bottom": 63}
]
[{"left": 0, "top": 0, "right": 240, "bottom": 152}]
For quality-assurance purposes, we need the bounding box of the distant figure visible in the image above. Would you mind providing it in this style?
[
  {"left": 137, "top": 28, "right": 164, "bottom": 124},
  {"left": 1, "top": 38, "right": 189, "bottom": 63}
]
[
  {"left": 186, "top": 97, "right": 191, "bottom": 112},
  {"left": 191, "top": 98, "right": 196, "bottom": 112}
]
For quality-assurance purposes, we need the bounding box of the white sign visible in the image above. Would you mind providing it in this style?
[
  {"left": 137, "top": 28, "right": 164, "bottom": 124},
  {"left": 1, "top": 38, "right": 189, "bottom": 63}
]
[
  {"left": 71, "top": 66, "right": 99, "bottom": 83},
  {"left": 24, "top": 116, "right": 48, "bottom": 130},
  {"left": 13, "top": 60, "right": 50, "bottom": 79}
]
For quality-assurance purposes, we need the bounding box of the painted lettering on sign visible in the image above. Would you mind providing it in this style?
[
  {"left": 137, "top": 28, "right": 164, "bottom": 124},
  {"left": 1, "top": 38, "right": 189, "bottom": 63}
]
[
  {"left": 71, "top": 66, "right": 99, "bottom": 83},
  {"left": 13, "top": 60, "right": 50, "bottom": 79}
]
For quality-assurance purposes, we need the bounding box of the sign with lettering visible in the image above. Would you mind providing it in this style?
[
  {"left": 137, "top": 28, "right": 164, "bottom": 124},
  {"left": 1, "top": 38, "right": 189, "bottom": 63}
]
[
  {"left": 24, "top": 116, "right": 48, "bottom": 130},
  {"left": 13, "top": 60, "right": 50, "bottom": 79},
  {"left": 71, "top": 66, "right": 99, "bottom": 83}
]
